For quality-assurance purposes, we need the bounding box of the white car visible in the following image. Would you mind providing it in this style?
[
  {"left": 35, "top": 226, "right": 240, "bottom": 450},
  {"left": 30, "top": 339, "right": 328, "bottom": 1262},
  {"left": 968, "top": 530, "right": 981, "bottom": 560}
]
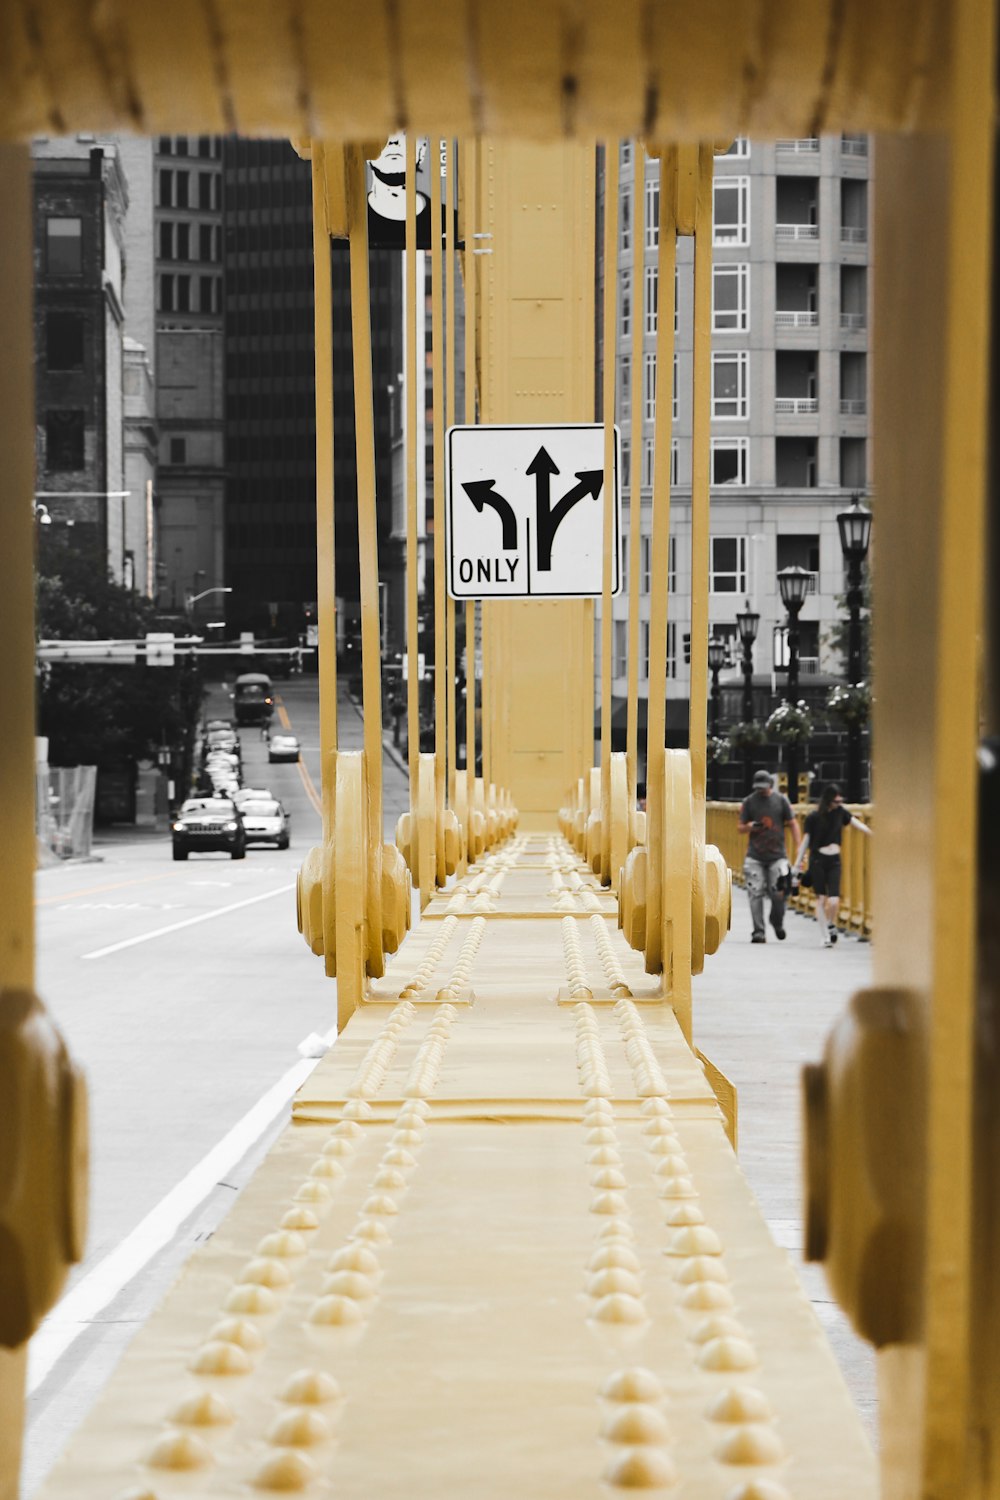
[
  {"left": 239, "top": 797, "right": 290, "bottom": 850},
  {"left": 233, "top": 787, "right": 272, "bottom": 808},
  {"left": 268, "top": 734, "right": 300, "bottom": 764}
]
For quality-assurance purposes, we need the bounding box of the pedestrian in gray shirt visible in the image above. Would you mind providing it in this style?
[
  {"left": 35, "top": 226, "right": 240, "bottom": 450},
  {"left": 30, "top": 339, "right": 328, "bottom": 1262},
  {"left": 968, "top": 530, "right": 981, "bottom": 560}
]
[{"left": 737, "top": 770, "right": 803, "bottom": 943}]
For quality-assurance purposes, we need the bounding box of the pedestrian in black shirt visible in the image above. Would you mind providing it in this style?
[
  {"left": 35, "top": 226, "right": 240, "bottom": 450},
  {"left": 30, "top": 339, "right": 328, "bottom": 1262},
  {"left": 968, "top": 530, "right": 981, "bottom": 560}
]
[{"left": 792, "top": 782, "right": 872, "bottom": 946}]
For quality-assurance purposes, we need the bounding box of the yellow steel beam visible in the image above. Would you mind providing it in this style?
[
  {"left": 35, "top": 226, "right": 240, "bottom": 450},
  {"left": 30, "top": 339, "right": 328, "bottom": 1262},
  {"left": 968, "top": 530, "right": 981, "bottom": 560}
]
[{"left": 0, "top": 2, "right": 953, "bottom": 144}]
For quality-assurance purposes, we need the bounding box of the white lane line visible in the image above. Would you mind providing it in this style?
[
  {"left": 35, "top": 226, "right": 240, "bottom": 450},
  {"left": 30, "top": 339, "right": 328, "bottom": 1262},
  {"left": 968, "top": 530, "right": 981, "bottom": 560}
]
[
  {"left": 27, "top": 1022, "right": 338, "bottom": 1395},
  {"left": 82, "top": 884, "right": 294, "bottom": 959}
]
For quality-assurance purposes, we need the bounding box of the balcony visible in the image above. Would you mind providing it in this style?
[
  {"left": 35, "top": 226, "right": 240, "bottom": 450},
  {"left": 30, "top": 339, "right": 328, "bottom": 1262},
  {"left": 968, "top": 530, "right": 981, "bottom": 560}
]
[
  {"left": 841, "top": 135, "right": 869, "bottom": 157},
  {"left": 777, "top": 138, "right": 820, "bottom": 153},
  {"left": 775, "top": 397, "right": 819, "bottom": 416},
  {"left": 775, "top": 310, "right": 818, "bottom": 329},
  {"left": 840, "top": 225, "right": 868, "bottom": 245},
  {"left": 840, "top": 311, "right": 867, "bottom": 332},
  {"left": 840, "top": 398, "right": 867, "bottom": 416},
  {"left": 776, "top": 222, "right": 819, "bottom": 242}
]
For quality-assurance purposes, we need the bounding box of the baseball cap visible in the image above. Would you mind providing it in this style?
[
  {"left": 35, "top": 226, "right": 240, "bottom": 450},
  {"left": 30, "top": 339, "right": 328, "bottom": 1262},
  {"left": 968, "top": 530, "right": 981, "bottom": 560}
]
[{"left": 752, "top": 770, "right": 773, "bottom": 788}]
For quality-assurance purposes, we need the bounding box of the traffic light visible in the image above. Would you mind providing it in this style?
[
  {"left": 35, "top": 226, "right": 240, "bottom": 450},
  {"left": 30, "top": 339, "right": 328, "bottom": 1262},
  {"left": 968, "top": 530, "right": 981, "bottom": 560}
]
[{"left": 683, "top": 632, "right": 691, "bottom": 665}]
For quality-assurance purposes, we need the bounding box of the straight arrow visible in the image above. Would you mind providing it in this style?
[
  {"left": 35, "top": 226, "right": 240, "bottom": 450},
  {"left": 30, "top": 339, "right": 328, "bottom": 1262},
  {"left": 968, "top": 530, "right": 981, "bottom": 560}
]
[{"left": 527, "top": 443, "right": 603, "bottom": 571}]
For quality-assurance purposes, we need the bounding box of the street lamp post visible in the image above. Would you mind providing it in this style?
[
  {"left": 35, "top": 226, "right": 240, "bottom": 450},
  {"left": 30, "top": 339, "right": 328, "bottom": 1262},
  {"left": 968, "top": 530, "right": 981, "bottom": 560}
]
[
  {"left": 777, "top": 564, "right": 812, "bottom": 806},
  {"left": 735, "top": 600, "right": 760, "bottom": 794},
  {"left": 837, "top": 493, "right": 873, "bottom": 801},
  {"left": 708, "top": 637, "right": 726, "bottom": 800}
]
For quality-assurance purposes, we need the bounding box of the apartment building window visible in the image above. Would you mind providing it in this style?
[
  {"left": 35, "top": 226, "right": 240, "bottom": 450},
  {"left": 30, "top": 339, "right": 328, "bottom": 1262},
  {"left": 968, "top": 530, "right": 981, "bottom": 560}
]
[
  {"left": 711, "top": 437, "right": 749, "bottom": 485},
  {"left": 713, "top": 177, "right": 749, "bottom": 246},
  {"left": 200, "top": 275, "right": 218, "bottom": 313},
  {"left": 712, "top": 263, "right": 749, "bottom": 332},
  {"left": 158, "top": 136, "right": 173, "bottom": 155},
  {"left": 674, "top": 265, "right": 679, "bottom": 333},
  {"left": 840, "top": 437, "right": 867, "bottom": 488},
  {"left": 46, "top": 312, "right": 84, "bottom": 371},
  {"left": 642, "top": 438, "right": 655, "bottom": 489},
  {"left": 621, "top": 141, "right": 632, "bottom": 165},
  {"left": 159, "top": 273, "right": 174, "bottom": 311},
  {"left": 199, "top": 172, "right": 213, "bottom": 210},
  {"left": 668, "top": 534, "right": 677, "bottom": 592},
  {"left": 641, "top": 534, "right": 651, "bottom": 594},
  {"left": 646, "top": 177, "right": 659, "bottom": 248},
  {"left": 666, "top": 621, "right": 678, "bottom": 678},
  {"left": 712, "top": 351, "right": 748, "bottom": 418},
  {"left": 175, "top": 171, "right": 189, "bottom": 208},
  {"left": 621, "top": 439, "right": 630, "bottom": 489},
  {"left": 176, "top": 275, "right": 190, "bottom": 312},
  {"left": 46, "top": 410, "right": 85, "bottom": 470},
  {"left": 621, "top": 270, "right": 631, "bottom": 338},
  {"left": 776, "top": 436, "right": 818, "bottom": 487},
  {"left": 198, "top": 136, "right": 213, "bottom": 158},
  {"left": 673, "top": 354, "right": 678, "bottom": 421},
  {"left": 159, "top": 221, "right": 173, "bottom": 259},
  {"left": 159, "top": 169, "right": 173, "bottom": 207},
  {"left": 640, "top": 620, "right": 650, "bottom": 680},
  {"left": 175, "top": 137, "right": 189, "bottom": 156},
  {"left": 621, "top": 189, "right": 631, "bottom": 254},
  {"left": 645, "top": 264, "right": 658, "bottom": 335},
  {"left": 619, "top": 354, "right": 630, "bottom": 419},
  {"left": 176, "top": 222, "right": 190, "bottom": 260},
  {"left": 170, "top": 437, "right": 187, "bottom": 463},
  {"left": 644, "top": 352, "right": 657, "bottom": 422},
  {"left": 710, "top": 536, "right": 749, "bottom": 594},
  {"left": 614, "top": 619, "right": 628, "bottom": 677},
  {"left": 46, "top": 217, "right": 82, "bottom": 275},
  {"left": 717, "top": 137, "right": 749, "bottom": 158},
  {"left": 199, "top": 223, "right": 213, "bottom": 261}
]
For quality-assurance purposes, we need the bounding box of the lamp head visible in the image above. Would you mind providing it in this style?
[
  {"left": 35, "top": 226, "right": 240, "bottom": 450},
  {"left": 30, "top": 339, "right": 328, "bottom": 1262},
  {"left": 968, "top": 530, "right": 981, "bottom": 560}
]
[
  {"left": 837, "top": 493, "right": 873, "bottom": 562},
  {"left": 736, "top": 599, "right": 760, "bottom": 647},
  {"left": 778, "top": 564, "right": 811, "bottom": 612}
]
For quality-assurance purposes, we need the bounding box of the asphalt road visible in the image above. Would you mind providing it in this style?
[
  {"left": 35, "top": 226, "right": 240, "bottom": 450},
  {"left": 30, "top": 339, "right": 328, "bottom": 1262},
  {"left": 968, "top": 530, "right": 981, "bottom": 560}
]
[{"left": 25, "top": 673, "right": 411, "bottom": 1493}]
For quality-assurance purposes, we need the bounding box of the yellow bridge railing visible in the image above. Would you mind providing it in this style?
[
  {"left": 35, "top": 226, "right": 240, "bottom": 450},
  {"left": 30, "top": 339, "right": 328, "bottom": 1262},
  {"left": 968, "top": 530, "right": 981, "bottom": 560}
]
[{"left": 706, "top": 801, "right": 874, "bottom": 940}]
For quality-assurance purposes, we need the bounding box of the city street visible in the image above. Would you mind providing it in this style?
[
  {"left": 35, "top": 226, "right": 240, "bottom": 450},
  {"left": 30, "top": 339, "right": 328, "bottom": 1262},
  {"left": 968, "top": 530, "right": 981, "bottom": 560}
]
[{"left": 24, "top": 673, "right": 875, "bottom": 1492}]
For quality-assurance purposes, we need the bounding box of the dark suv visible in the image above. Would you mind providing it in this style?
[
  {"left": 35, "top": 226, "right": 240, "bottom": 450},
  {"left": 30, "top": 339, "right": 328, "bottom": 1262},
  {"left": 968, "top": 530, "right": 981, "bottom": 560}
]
[{"left": 172, "top": 798, "right": 246, "bottom": 861}]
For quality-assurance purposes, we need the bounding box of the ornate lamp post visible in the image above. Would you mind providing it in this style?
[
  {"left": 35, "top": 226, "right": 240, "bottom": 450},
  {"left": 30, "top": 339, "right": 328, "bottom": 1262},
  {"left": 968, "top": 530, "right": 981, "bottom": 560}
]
[
  {"left": 837, "top": 493, "right": 874, "bottom": 801},
  {"left": 708, "top": 637, "right": 726, "bottom": 800},
  {"left": 777, "top": 564, "right": 811, "bottom": 804},
  {"left": 735, "top": 600, "right": 760, "bottom": 793}
]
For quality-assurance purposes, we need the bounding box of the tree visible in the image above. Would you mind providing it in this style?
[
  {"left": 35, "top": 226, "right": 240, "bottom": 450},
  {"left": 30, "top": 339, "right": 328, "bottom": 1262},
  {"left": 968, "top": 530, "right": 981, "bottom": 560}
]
[{"left": 36, "top": 546, "right": 202, "bottom": 769}]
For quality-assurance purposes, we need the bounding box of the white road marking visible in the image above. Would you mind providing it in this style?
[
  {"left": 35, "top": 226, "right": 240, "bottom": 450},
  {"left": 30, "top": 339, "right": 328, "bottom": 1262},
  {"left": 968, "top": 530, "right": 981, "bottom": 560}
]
[
  {"left": 27, "top": 1021, "right": 339, "bottom": 1394},
  {"left": 82, "top": 885, "right": 294, "bottom": 959}
]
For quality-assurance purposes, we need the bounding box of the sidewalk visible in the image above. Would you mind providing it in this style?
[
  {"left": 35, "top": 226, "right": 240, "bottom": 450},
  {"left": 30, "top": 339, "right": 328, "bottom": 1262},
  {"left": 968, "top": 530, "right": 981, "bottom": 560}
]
[{"left": 695, "top": 883, "right": 878, "bottom": 1442}]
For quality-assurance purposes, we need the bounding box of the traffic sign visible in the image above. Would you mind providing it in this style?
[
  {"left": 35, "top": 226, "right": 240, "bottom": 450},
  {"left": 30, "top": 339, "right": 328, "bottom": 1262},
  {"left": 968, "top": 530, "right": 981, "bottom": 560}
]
[
  {"left": 446, "top": 423, "right": 621, "bottom": 599},
  {"left": 145, "top": 632, "right": 175, "bottom": 667}
]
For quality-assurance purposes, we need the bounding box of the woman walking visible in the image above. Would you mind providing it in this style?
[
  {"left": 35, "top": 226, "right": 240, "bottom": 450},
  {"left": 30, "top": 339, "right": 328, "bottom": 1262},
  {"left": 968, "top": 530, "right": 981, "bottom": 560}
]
[{"left": 792, "top": 783, "right": 871, "bottom": 946}]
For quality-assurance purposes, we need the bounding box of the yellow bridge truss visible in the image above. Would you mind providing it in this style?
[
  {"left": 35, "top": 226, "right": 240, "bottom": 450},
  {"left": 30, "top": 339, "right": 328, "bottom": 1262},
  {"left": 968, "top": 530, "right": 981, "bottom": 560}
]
[{"left": 0, "top": 2, "right": 997, "bottom": 1496}]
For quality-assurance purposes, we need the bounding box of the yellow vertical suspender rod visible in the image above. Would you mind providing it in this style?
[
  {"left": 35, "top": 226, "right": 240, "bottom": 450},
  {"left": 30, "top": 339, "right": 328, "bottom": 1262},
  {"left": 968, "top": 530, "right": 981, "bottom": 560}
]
[
  {"left": 431, "top": 153, "right": 448, "bottom": 885},
  {"left": 625, "top": 146, "right": 645, "bottom": 824},
  {"left": 405, "top": 136, "right": 419, "bottom": 808},
  {"left": 600, "top": 144, "right": 619, "bottom": 887},
  {"left": 688, "top": 146, "right": 713, "bottom": 824},
  {"left": 345, "top": 145, "right": 386, "bottom": 977},
  {"left": 446, "top": 141, "right": 458, "bottom": 812},
  {"left": 311, "top": 146, "right": 338, "bottom": 835},
  {"left": 463, "top": 141, "right": 478, "bottom": 823},
  {"left": 643, "top": 148, "right": 678, "bottom": 979}
]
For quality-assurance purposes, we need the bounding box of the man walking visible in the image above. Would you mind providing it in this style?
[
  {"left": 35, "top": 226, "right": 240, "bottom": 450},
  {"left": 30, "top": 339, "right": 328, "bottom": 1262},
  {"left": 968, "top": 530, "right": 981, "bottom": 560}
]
[{"left": 737, "top": 770, "right": 802, "bottom": 944}]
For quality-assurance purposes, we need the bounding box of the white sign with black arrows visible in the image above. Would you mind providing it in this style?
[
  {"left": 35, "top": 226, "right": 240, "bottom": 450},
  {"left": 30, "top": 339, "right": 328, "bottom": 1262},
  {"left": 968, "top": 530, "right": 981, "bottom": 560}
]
[{"left": 445, "top": 423, "right": 621, "bottom": 599}]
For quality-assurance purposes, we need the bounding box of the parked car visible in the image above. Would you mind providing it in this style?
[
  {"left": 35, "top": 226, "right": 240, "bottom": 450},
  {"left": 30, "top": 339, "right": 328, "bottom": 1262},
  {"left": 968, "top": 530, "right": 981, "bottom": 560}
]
[
  {"left": 171, "top": 798, "right": 246, "bottom": 861},
  {"left": 233, "top": 787, "right": 272, "bottom": 808},
  {"left": 239, "top": 797, "right": 290, "bottom": 849},
  {"left": 268, "top": 733, "right": 300, "bottom": 763}
]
